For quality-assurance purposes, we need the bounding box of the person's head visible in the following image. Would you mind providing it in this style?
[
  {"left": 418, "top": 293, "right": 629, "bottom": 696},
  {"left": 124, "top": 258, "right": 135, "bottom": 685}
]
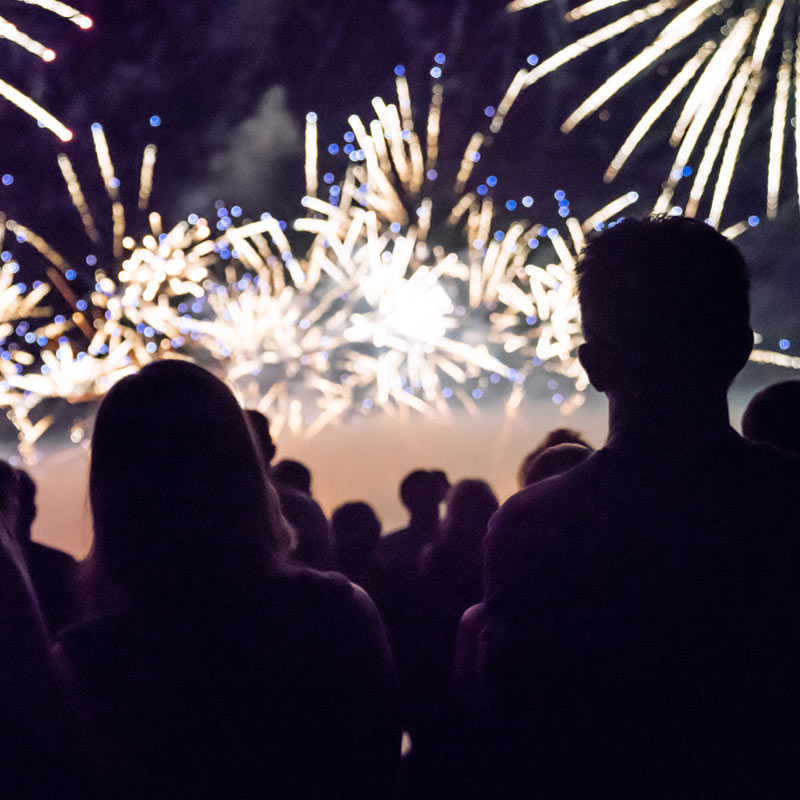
[
  {"left": 517, "top": 428, "right": 593, "bottom": 489},
  {"left": 442, "top": 479, "right": 499, "bottom": 549},
  {"left": 245, "top": 409, "right": 276, "bottom": 469},
  {"left": 522, "top": 442, "right": 593, "bottom": 487},
  {"left": 90, "top": 360, "right": 287, "bottom": 604},
  {"left": 331, "top": 501, "right": 381, "bottom": 576},
  {"left": 399, "top": 469, "right": 450, "bottom": 515},
  {"left": 742, "top": 380, "right": 800, "bottom": 455},
  {"left": 576, "top": 216, "right": 753, "bottom": 395},
  {"left": 272, "top": 459, "right": 312, "bottom": 495}
]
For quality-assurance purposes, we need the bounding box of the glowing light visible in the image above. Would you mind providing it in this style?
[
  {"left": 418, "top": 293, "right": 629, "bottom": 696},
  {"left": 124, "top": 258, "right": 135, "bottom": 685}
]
[
  {"left": 6, "top": 69, "right": 780, "bottom": 457},
  {"left": 509, "top": 0, "right": 800, "bottom": 222},
  {"left": 57, "top": 154, "right": 100, "bottom": 243},
  {"left": 0, "top": 1, "right": 91, "bottom": 138},
  {"left": 138, "top": 144, "right": 157, "bottom": 211},
  {"left": 305, "top": 112, "right": 318, "bottom": 198}
]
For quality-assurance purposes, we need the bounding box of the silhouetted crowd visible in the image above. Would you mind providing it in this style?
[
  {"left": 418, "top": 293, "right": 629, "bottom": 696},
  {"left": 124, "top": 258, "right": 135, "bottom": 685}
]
[{"left": 2, "top": 216, "right": 800, "bottom": 798}]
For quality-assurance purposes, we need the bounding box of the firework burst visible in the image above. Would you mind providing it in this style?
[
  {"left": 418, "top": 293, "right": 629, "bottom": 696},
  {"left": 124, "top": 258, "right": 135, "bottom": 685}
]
[
  {"left": 6, "top": 69, "right": 795, "bottom": 460},
  {"left": 502, "top": 0, "right": 800, "bottom": 225},
  {"left": 0, "top": 0, "right": 91, "bottom": 140},
  {"left": 0, "top": 221, "right": 73, "bottom": 459}
]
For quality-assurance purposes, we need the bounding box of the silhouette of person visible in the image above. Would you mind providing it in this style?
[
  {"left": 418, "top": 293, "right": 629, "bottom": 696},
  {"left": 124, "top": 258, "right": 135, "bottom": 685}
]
[
  {"left": 57, "top": 361, "right": 399, "bottom": 798},
  {"left": 482, "top": 216, "right": 800, "bottom": 797},
  {"left": 372, "top": 469, "right": 449, "bottom": 748},
  {"left": 0, "top": 460, "right": 83, "bottom": 795},
  {"left": 377, "top": 469, "right": 449, "bottom": 577},
  {"left": 408, "top": 481, "right": 498, "bottom": 773},
  {"left": 246, "top": 409, "right": 334, "bottom": 571},
  {"left": 516, "top": 427, "right": 593, "bottom": 489},
  {"left": 13, "top": 468, "right": 79, "bottom": 637},
  {"left": 742, "top": 379, "right": 800, "bottom": 455},
  {"left": 331, "top": 500, "right": 381, "bottom": 589},
  {"left": 521, "top": 441, "right": 593, "bottom": 487},
  {"left": 272, "top": 458, "right": 313, "bottom": 495}
]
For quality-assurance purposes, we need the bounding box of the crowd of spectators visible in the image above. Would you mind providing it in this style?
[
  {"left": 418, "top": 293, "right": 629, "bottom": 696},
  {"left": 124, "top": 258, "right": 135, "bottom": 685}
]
[{"left": 2, "top": 216, "right": 799, "bottom": 798}]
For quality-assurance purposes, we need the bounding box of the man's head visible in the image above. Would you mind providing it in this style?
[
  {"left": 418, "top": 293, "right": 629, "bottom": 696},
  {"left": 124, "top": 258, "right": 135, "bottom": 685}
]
[
  {"left": 399, "top": 469, "right": 450, "bottom": 514},
  {"left": 272, "top": 459, "right": 312, "bottom": 495},
  {"left": 742, "top": 380, "right": 800, "bottom": 455},
  {"left": 576, "top": 216, "right": 752, "bottom": 393}
]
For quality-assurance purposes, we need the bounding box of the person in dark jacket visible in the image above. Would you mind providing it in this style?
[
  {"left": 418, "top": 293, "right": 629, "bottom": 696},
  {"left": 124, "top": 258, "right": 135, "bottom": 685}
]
[
  {"left": 58, "top": 361, "right": 399, "bottom": 798},
  {"left": 482, "top": 217, "right": 800, "bottom": 797}
]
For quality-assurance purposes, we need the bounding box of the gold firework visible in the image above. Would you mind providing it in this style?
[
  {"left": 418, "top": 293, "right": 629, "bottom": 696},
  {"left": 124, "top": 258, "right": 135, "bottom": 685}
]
[
  {"left": 0, "top": 0, "right": 92, "bottom": 140},
  {"left": 503, "top": 0, "right": 800, "bottom": 225}
]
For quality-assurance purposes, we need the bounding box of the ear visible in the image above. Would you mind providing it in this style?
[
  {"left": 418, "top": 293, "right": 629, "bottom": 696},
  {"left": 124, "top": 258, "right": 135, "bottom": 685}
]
[{"left": 578, "top": 341, "right": 609, "bottom": 392}]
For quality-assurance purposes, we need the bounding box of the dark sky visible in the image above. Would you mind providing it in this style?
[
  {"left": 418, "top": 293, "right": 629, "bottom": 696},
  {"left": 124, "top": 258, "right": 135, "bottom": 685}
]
[{"left": 0, "top": 0, "right": 797, "bottom": 355}]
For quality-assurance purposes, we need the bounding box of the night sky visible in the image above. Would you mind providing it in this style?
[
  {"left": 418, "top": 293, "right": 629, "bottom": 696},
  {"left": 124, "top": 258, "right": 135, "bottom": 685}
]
[{"left": 0, "top": 0, "right": 797, "bottom": 372}]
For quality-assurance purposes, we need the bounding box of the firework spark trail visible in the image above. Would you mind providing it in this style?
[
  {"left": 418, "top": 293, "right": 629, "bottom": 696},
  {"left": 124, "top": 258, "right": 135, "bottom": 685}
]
[
  {"left": 0, "top": 235, "right": 74, "bottom": 460},
  {"left": 5, "top": 71, "right": 797, "bottom": 457},
  {"left": 136, "top": 73, "right": 592, "bottom": 434},
  {"left": 0, "top": 0, "right": 92, "bottom": 140},
  {"left": 274, "top": 79, "right": 648, "bottom": 426},
  {"left": 506, "top": 0, "right": 800, "bottom": 222},
  {"left": 129, "top": 71, "right": 663, "bottom": 434}
]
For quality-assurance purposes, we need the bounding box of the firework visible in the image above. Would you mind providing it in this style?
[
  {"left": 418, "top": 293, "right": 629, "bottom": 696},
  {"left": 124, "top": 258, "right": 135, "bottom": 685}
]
[
  {"left": 502, "top": 0, "right": 800, "bottom": 224},
  {"left": 0, "top": 0, "right": 92, "bottom": 140},
  {"left": 0, "top": 221, "right": 74, "bottom": 459},
  {"left": 158, "top": 73, "right": 649, "bottom": 436},
  {"left": 7, "top": 69, "right": 794, "bottom": 459}
]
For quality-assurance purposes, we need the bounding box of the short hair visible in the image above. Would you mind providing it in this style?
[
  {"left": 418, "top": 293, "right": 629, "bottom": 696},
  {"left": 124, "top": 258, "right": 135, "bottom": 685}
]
[
  {"left": 399, "top": 470, "right": 450, "bottom": 511},
  {"left": 522, "top": 442, "right": 593, "bottom": 487},
  {"left": 742, "top": 380, "right": 800, "bottom": 455},
  {"left": 577, "top": 216, "right": 750, "bottom": 379},
  {"left": 272, "top": 459, "right": 312, "bottom": 495},
  {"left": 517, "top": 428, "right": 593, "bottom": 489}
]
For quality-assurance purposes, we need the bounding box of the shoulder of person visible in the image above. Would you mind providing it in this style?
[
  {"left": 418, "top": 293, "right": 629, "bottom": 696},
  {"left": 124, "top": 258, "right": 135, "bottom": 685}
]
[{"left": 276, "top": 563, "right": 381, "bottom": 619}]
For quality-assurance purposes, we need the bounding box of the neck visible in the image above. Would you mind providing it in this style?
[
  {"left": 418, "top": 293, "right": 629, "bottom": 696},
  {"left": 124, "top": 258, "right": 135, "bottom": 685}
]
[{"left": 605, "top": 383, "right": 733, "bottom": 452}]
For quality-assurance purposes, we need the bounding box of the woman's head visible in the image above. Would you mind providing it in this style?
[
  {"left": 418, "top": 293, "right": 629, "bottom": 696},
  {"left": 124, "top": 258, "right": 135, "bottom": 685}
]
[
  {"left": 89, "top": 360, "right": 285, "bottom": 603},
  {"left": 442, "top": 479, "right": 498, "bottom": 549}
]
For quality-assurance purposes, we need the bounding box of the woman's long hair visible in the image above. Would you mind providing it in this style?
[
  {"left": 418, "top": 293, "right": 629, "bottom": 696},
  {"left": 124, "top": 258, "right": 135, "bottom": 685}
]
[
  {"left": 439, "top": 479, "right": 498, "bottom": 555},
  {"left": 88, "top": 360, "right": 287, "bottom": 608}
]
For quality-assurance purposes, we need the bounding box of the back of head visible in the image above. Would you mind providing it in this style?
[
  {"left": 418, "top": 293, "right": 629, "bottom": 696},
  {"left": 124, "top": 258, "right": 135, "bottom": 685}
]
[
  {"left": 522, "top": 442, "right": 593, "bottom": 487},
  {"left": 399, "top": 469, "right": 450, "bottom": 513},
  {"left": 90, "top": 360, "right": 284, "bottom": 604},
  {"left": 518, "top": 428, "right": 593, "bottom": 489},
  {"left": 577, "top": 216, "right": 752, "bottom": 390},
  {"left": 742, "top": 380, "right": 800, "bottom": 455},
  {"left": 331, "top": 501, "right": 381, "bottom": 572},
  {"left": 442, "top": 479, "right": 499, "bottom": 547},
  {"left": 271, "top": 459, "right": 312, "bottom": 495}
]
